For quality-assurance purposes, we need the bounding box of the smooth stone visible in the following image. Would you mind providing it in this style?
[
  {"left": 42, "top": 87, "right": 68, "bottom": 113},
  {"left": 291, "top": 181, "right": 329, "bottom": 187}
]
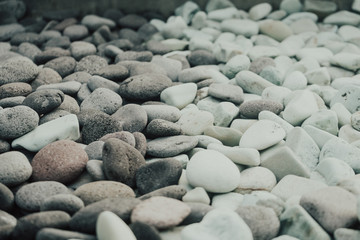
[
  {"left": 331, "top": 53, "right": 360, "bottom": 71},
  {"left": 259, "top": 66, "right": 283, "bottom": 85},
  {"left": 80, "top": 88, "right": 122, "bottom": 115},
  {"left": 131, "top": 196, "right": 191, "bottom": 229},
  {"left": 96, "top": 211, "right": 136, "bottom": 240},
  {"left": 70, "top": 197, "right": 140, "bottom": 234},
  {"left": 283, "top": 90, "right": 319, "bottom": 126},
  {"left": 330, "top": 85, "right": 360, "bottom": 114},
  {"left": 136, "top": 158, "right": 183, "bottom": 195},
  {"left": 296, "top": 47, "right": 333, "bottom": 65},
  {"left": 32, "top": 67, "right": 62, "bottom": 90},
  {"left": 331, "top": 103, "right": 352, "bottom": 127},
  {"left": 147, "top": 135, "right": 198, "bottom": 158},
  {"left": 160, "top": 83, "right": 197, "bottom": 109},
  {"left": 240, "top": 191, "right": 285, "bottom": 217},
  {"left": 207, "top": 7, "right": 239, "bottom": 21},
  {"left": 86, "top": 160, "right": 105, "bottom": 180},
  {"left": 182, "top": 187, "right": 210, "bottom": 205},
  {"left": 0, "top": 105, "right": 39, "bottom": 140},
  {"left": 261, "top": 145, "right": 311, "bottom": 180},
  {"left": 290, "top": 18, "right": 318, "bottom": 34},
  {"left": 212, "top": 102, "right": 239, "bottom": 127},
  {"left": 15, "top": 181, "right": 69, "bottom": 212},
  {"left": 320, "top": 137, "right": 360, "bottom": 173},
  {"left": 81, "top": 15, "right": 115, "bottom": 31},
  {"left": 86, "top": 75, "right": 119, "bottom": 92},
  {"left": 249, "top": 57, "right": 276, "bottom": 75},
  {"left": 40, "top": 194, "right": 84, "bottom": 215},
  {"left": 96, "top": 65, "right": 129, "bottom": 82},
  {"left": 331, "top": 77, "right": 360, "bottom": 90},
  {"left": 0, "top": 23, "right": 25, "bottom": 41},
  {"left": 0, "top": 96, "right": 26, "bottom": 108},
  {"left": 12, "top": 114, "right": 80, "bottom": 152},
  {"left": 239, "top": 99, "right": 283, "bottom": 119},
  {"left": 0, "top": 183, "right": 14, "bottom": 211},
  {"left": 338, "top": 25, "right": 360, "bottom": 41},
  {"left": 0, "top": 151, "right": 32, "bottom": 187},
  {"left": 221, "top": 54, "right": 251, "bottom": 79},
  {"left": 151, "top": 55, "right": 182, "bottom": 82},
  {"left": 12, "top": 211, "right": 71, "bottom": 240},
  {"left": 285, "top": 127, "right": 320, "bottom": 170},
  {"left": 102, "top": 138, "right": 145, "bottom": 187},
  {"left": 248, "top": 46, "right": 281, "bottom": 61},
  {"left": 44, "top": 56, "right": 77, "bottom": 78},
  {"left": 303, "top": 125, "right": 337, "bottom": 149},
  {"left": 211, "top": 192, "right": 244, "bottom": 210},
  {"left": 236, "top": 70, "right": 275, "bottom": 95},
  {"left": 301, "top": 109, "right": 339, "bottom": 135},
  {"left": 249, "top": 3, "right": 272, "bottom": 20},
  {"left": 236, "top": 205, "right": 280, "bottom": 240},
  {"left": 221, "top": 19, "right": 259, "bottom": 37},
  {"left": 64, "top": 24, "right": 89, "bottom": 41},
  {"left": 258, "top": 110, "right": 294, "bottom": 135},
  {"left": 22, "top": 89, "right": 64, "bottom": 115},
  {"left": 213, "top": 38, "right": 253, "bottom": 62},
  {"left": 35, "top": 48, "right": 71, "bottom": 65},
  {"left": 208, "top": 83, "right": 244, "bottom": 105},
  {"left": 75, "top": 55, "right": 108, "bottom": 75},
  {"left": 280, "top": 0, "right": 303, "bottom": 14},
  {"left": 207, "top": 143, "right": 260, "bottom": 166},
  {"left": 0, "top": 56, "right": 38, "bottom": 85},
  {"left": 259, "top": 20, "right": 293, "bottom": 42},
  {"left": 139, "top": 185, "right": 187, "bottom": 201},
  {"left": 111, "top": 104, "right": 148, "bottom": 133},
  {"left": 324, "top": 10, "right": 360, "bottom": 26},
  {"left": 0, "top": 82, "right": 32, "bottom": 99},
  {"left": 305, "top": 67, "right": 330, "bottom": 86},
  {"left": 229, "top": 119, "right": 256, "bottom": 134},
  {"left": 115, "top": 51, "right": 153, "bottom": 63},
  {"left": 271, "top": 175, "right": 327, "bottom": 201},
  {"left": 186, "top": 150, "right": 241, "bottom": 193},
  {"left": 146, "top": 119, "right": 182, "bottom": 138},
  {"left": 261, "top": 86, "right": 292, "bottom": 105},
  {"left": 204, "top": 126, "right": 242, "bottom": 146},
  {"left": 280, "top": 205, "right": 331, "bottom": 240},
  {"left": 300, "top": 187, "right": 358, "bottom": 233},
  {"left": 282, "top": 71, "right": 307, "bottom": 90},
  {"left": 334, "top": 228, "right": 360, "bottom": 240},
  {"left": 236, "top": 167, "right": 277, "bottom": 193},
  {"left": 177, "top": 109, "right": 214, "bottom": 135},
  {"left": 181, "top": 208, "right": 253, "bottom": 240},
  {"left": 129, "top": 221, "right": 162, "bottom": 240},
  {"left": 315, "top": 157, "right": 355, "bottom": 186},
  {"left": 240, "top": 120, "right": 286, "bottom": 150},
  {"left": 181, "top": 202, "right": 214, "bottom": 225},
  {"left": 280, "top": 35, "right": 305, "bottom": 57},
  {"left": 70, "top": 41, "right": 96, "bottom": 60},
  {"left": 36, "top": 228, "right": 96, "bottom": 240},
  {"left": 351, "top": 111, "right": 360, "bottom": 131},
  {"left": 74, "top": 181, "right": 135, "bottom": 205},
  {"left": 142, "top": 104, "right": 181, "bottom": 123}
]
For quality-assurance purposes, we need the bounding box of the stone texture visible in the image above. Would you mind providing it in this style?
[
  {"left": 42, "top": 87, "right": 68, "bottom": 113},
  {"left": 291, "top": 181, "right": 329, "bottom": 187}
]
[
  {"left": 0, "top": 151, "right": 32, "bottom": 187},
  {"left": 40, "top": 194, "right": 84, "bottom": 215},
  {"left": 112, "top": 104, "right": 148, "bottom": 132}
]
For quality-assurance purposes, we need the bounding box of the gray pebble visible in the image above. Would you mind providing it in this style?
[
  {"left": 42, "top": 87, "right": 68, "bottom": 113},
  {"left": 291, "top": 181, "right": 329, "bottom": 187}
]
[
  {"left": 96, "top": 64, "right": 129, "bottom": 81},
  {"left": 133, "top": 132, "right": 147, "bottom": 157},
  {"left": 10, "top": 32, "right": 45, "bottom": 46},
  {"left": 39, "top": 109, "right": 71, "bottom": 124},
  {"left": 0, "top": 56, "right": 39, "bottom": 85},
  {"left": 0, "top": 151, "right": 32, "bottom": 187},
  {"left": 139, "top": 185, "right": 187, "bottom": 200},
  {"left": 37, "top": 81, "right": 82, "bottom": 96},
  {"left": 141, "top": 104, "right": 181, "bottom": 122},
  {"left": 146, "top": 119, "right": 182, "bottom": 138},
  {"left": 0, "top": 82, "right": 32, "bottom": 99},
  {"left": 208, "top": 83, "right": 245, "bottom": 105},
  {"left": 118, "top": 14, "right": 147, "bottom": 29},
  {"left": 0, "top": 105, "right": 39, "bottom": 139},
  {"left": 188, "top": 50, "right": 217, "bottom": 66},
  {"left": 80, "top": 88, "right": 122, "bottom": 114},
  {"left": 118, "top": 73, "right": 172, "bottom": 101},
  {"left": 40, "top": 194, "right": 85, "bottom": 215},
  {"left": 0, "top": 139, "right": 10, "bottom": 153},
  {"left": 260, "top": 66, "right": 283, "bottom": 85},
  {"left": 52, "top": 17, "right": 78, "bottom": 31},
  {"left": 86, "top": 160, "right": 105, "bottom": 181},
  {"left": 115, "top": 51, "right": 153, "bottom": 63},
  {"left": 75, "top": 55, "right": 108, "bottom": 75},
  {"left": 12, "top": 211, "right": 71, "bottom": 240},
  {"left": 168, "top": 54, "right": 191, "bottom": 70},
  {"left": 0, "top": 96, "right": 25, "bottom": 108},
  {"left": 63, "top": 71, "right": 91, "bottom": 83},
  {"left": 151, "top": 55, "right": 183, "bottom": 82},
  {"left": 147, "top": 135, "right": 198, "bottom": 157},
  {"left": 81, "top": 14, "right": 116, "bottom": 31},
  {"left": 39, "top": 30, "right": 62, "bottom": 41},
  {"left": 146, "top": 40, "right": 172, "bottom": 55},
  {"left": 0, "top": 23, "right": 25, "bottom": 41},
  {"left": 0, "top": 183, "right": 14, "bottom": 211},
  {"left": 104, "top": 45, "right": 124, "bottom": 58},
  {"left": 118, "top": 28, "right": 142, "bottom": 45},
  {"left": 17, "top": 42, "right": 41, "bottom": 61},
  {"left": 249, "top": 57, "right": 276, "bottom": 74},
  {"left": 0, "top": 210, "right": 17, "bottom": 240},
  {"left": 197, "top": 79, "right": 215, "bottom": 88},
  {"left": 334, "top": 228, "right": 360, "bottom": 240},
  {"left": 34, "top": 47, "right": 71, "bottom": 65},
  {"left": 181, "top": 202, "right": 214, "bottom": 225},
  {"left": 99, "top": 131, "right": 136, "bottom": 146},
  {"left": 64, "top": 25, "right": 89, "bottom": 41},
  {"left": 119, "top": 61, "right": 167, "bottom": 76},
  {"left": 31, "top": 67, "right": 62, "bottom": 90},
  {"left": 44, "top": 56, "right": 77, "bottom": 77},
  {"left": 112, "top": 104, "right": 148, "bottom": 132},
  {"left": 87, "top": 75, "right": 119, "bottom": 92},
  {"left": 57, "top": 95, "right": 80, "bottom": 114},
  {"left": 85, "top": 141, "right": 104, "bottom": 160},
  {"left": 36, "top": 228, "right": 96, "bottom": 240},
  {"left": 351, "top": 111, "right": 360, "bottom": 131},
  {"left": 44, "top": 36, "right": 71, "bottom": 49},
  {"left": 70, "top": 197, "right": 141, "bottom": 234},
  {"left": 15, "top": 181, "right": 69, "bottom": 212},
  {"left": 77, "top": 84, "right": 92, "bottom": 102},
  {"left": 239, "top": 99, "right": 284, "bottom": 118},
  {"left": 22, "top": 89, "right": 65, "bottom": 115},
  {"left": 70, "top": 41, "right": 97, "bottom": 60}
]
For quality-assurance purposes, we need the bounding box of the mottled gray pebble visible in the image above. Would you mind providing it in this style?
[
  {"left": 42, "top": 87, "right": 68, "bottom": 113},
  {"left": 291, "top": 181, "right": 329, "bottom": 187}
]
[
  {"left": 40, "top": 194, "right": 85, "bottom": 215},
  {"left": 146, "top": 119, "right": 182, "bottom": 138},
  {"left": 0, "top": 96, "right": 25, "bottom": 108},
  {"left": 64, "top": 25, "right": 89, "bottom": 41},
  {"left": 34, "top": 47, "right": 71, "bottom": 65},
  {"left": 142, "top": 104, "right": 181, "bottom": 122},
  {"left": 115, "top": 51, "right": 153, "bottom": 63},
  {"left": 87, "top": 75, "right": 119, "bottom": 92},
  {"left": 36, "top": 228, "right": 96, "bottom": 240},
  {"left": 63, "top": 71, "right": 91, "bottom": 83},
  {"left": 249, "top": 57, "right": 276, "bottom": 74},
  {"left": 70, "top": 41, "right": 96, "bottom": 60},
  {"left": 22, "top": 89, "right": 65, "bottom": 114},
  {"left": 112, "top": 104, "right": 148, "bottom": 132},
  {"left": 75, "top": 55, "right": 108, "bottom": 75},
  {"left": 96, "top": 64, "right": 129, "bottom": 81},
  {"left": 147, "top": 135, "right": 198, "bottom": 157},
  {"left": 208, "top": 83, "right": 244, "bottom": 105},
  {"left": 39, "top": 109, "right": 71, "bottom": 124},
  {"left": 86, "top": 160, "right": 105, "bottom": 181},
  {"left": 77, "top": 84, "right": 92, "bottom": 102},
  {"left": 0, "top": 151, "right": 32, "bottom": 187},
  {"left": 17, "top": 42, "right": 41, "bottom": 61},
  {"left": 138, "top": 185, "right": 187, "bottom": 200},
  {"left": 0, "top": 82, "right": 32, "bottom": 99},
  {"left": 0, "top": 56, "right": 39, "bottom": 85},
  {"left": 239, "top": 99, "right": 284, "bottom": 118},
  {"left": 15, "top": 181, "right": 69, "bottom": 212},
  {"left": 0, "top": 23, "right": 25, "bottom": 41},
  {"left": 44, "top": 56, "right": 77, "bottom": 77},
  {"left": 0, "top": 183, "right": 14, "bottom": 211},
  {"left": 31, "top": 67, "right": 62, "bottom": 90},
  {"left": 0, "top": 105, "right": 39, "bottom": 139},
  {"left": 85, "top": 141, "right": 104, "bottom": 160},
  {"left": 80, "top": 88, "right": 122, "bottom": 114},
  {"left": 99, "top": 131, "right": 136, "bottom": 146}
]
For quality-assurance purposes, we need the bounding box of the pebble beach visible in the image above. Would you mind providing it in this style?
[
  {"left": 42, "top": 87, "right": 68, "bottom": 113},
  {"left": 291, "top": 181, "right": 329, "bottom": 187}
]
[{"left": 1, "top": 0, "right": 360, "bottom": 239}]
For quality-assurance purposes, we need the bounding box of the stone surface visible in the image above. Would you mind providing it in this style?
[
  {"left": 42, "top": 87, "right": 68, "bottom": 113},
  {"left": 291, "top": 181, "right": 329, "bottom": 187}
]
[
  {"left": 177, "top": 108, "right": 214, "bottom": 135},
  {"left": 112, "top": 104, "right": 147, "bottom": 132},
  {"left": 40, "top": 193, "right": 84, "bottom": 215},
  {"left": 36, "top": 228, "right": 96, "bottom": 240},
  {"left": 160, "top": 83, "right": 198, "bottom": 109},
  {"left": 236, "top": 167, "right": 277, "bottom": 193},
  {"left": 0, "top": 151, "right": 32, "bottom": 187},
  {"left": 239, "top": 100, "right": 283, "bottom": 119},
  {"left": 81, "top": 88, "right": 122, "bottom": 115},
  {"left": 22, "top": 89, "right": 65, "bottom": 115},
  {"left": 96, "top": 211, "right": 136, "bottom": 240},
  {"left": 0, "top": 56, "right": 39, "bottom": 85},
  {"left": 147, "top": 135, "right": 198, "bottom": 158},
  {"left": 236, "top": 70, "right": 275, "bottom": 95}
]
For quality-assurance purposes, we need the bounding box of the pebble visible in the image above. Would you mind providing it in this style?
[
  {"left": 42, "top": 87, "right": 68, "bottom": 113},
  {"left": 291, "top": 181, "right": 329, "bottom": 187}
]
[
  {"left": 129, "top": 221, "right": 162, "bottom": 240},
  {"left": 112, "top": 104, "right": 147, "bottom": 132},
  {"left": 131, "top": 196, "right": 191, "bottom": 229},
  {"left": 0, "top": 105, "right": 39, "bottom": 140},
  {"left": 208, "top": 83, "right": 244, "bottom": 105},
  {"left": 146, "top": 135, "right": 198, "bottom": 157},
  {"left": 161, "top": 83, "right": 198, "bottom": 109},
  {"left": 0, "top": 23, "right": 25, "bottom": 41},
  {"left": 240, "top": 120, "right": 286, "bottom": 150},
  {"left": 237, "top": 167, "right": 277, "bottom": 193},
  {"left": 81, "top": 15, "right": 116, "bottom": 31},
  {"left": 0, "top": 56, "right": 39, "bottom": 85},
  {"left": 96, "top": 211, "right": 136, "bottom": 240},
  {"left": 249, "top": 3, "right": 272, "bottom": 20},
  {"left": 186, "top": 149, "right": 240, "bottom": 193},
  {"left": 181, "top": 208, "right": 253, "bottom": 240},
  {"left": 300, "top": 186, "right": 358, "bottom": 233},
  {"left": 177, "top": 108, "right": 214, "bottom": 135},
  {"left": 139, "top": 185, "right": 187, "bottom": 201},
  {"left": 204, "top": 125, "right": 242, "bottom": 146},
  {"left": 12, "top": 114, "right": 80, "bottom": 152},
  {"left": 221, "top": 54, "right": 251, "bottom": 79},
  {"left": 70, "top": 197, "right": 141, "bottom": 233},
  {"left": 70, "top": 41, "right": 97, "bottom": 60},
  {"left": 96, "top": 65, "right": 129, "bottom": 82},
  {"left": 0, "top": 151, "right": 32, "bottom": 187},
  {"left": 182, "top": 187, "right": 210, "bottom": 205},
  {"left": 211, "top": 192, "right": 244, "bottom": 210},
  {"left": 221, "top": 19, "right": 259, "bottom": 37},
  {"left": 324, "top": 10, "right": 360, "bottom": 26},
  {"left": 80, "top": 88, "right": 122, "bottom": 115},
  {"left": 259, "top": 20, "right": 293, "bottom": 42},
  {"left": 236, "top": 70, "right": 275, "bottom": 95},
  {"left": 102, "top": 138, "right": 145, "bottom": 187},
  {"left": 0, "top": 183, "right": 14, "bottom": 211},
  {"left": 36, "top": 228, "right": 96, "bottom": 240},
  {"left": 315, "top": 157, "right": 355, "bottom": 186},
  {"left": 0, "top": 210, "right": 16, "bottom": 240},
  {"left": 142, "top": 104, "right": 181, "bottom": 123},
  {"left": 40, "top": 194, "right": 84, "bottom": 215},
  {"left": 330, "top": 85, "right": 360, "bottom": 114},
  {"left": 15, "top": 181, "right": 69, "bottom": 212},
  {"left": 74, "top": 181, "right": 135, "bottom": 205},
  {"left": 239, "top": 99, "right": 283, "bottom": 119}
]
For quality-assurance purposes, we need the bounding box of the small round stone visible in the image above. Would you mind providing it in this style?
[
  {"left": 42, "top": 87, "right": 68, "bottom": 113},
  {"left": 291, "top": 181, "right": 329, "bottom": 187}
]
[
  {"left": 74, "top": 181, "right": 136, "bottom": 205},
  {"left": 31, "top": 140, "right": 88, "bottom": 184},
  {"left": 118, "top": 14, "right": 147, "bottom": 29},
  {"left": 136, "top": 158, "right": 183, "bottom": 195},
  {"left": 15, "top": 181, "right": 69, "bottom": 212},
  {"left": 40, "top": 194, "right": 85, "bottom": 215},
  {"left": 208, "top": 83, "right": 244, "bottom": 105},
  {"left": 0, "top": 82, "right": 32, "bottom": 99},
  {"left": 112, "top": 104, "right": 148, "bottom": 132},
  {"left": 44, "top": 56, "right": 77, "bottom": 78},
  {"left": 0, "top": 151, "right": 32, "bottom": 187},
  {"left": 63, "top": 24, "right": 89, "bottom": 41},
  {"left": 146, "top": 119, "right": 182, "bottom": 138},
  {"left": 0, "top": 56, "right": 39, "bottom": 85},
  {"left": 96, "top": 65, "right": 129, "bottom": 81},
  {"left": 80, "top": 88, "right": 122, "bottom": 115},
  {"left": 70, "top": 41, "right": 96, "bottom": 60},
  {"left": 187, "top": 50, "right": 217, "bottom": 66},
  {"left": 22, "top": 89, "right": 65, "bottom": 115},
  {"left": 75, "top": 55, "right": 108, "bottom": 75},
  {"left": 239, "top": 99, "right": 284, "bottom": 119}
]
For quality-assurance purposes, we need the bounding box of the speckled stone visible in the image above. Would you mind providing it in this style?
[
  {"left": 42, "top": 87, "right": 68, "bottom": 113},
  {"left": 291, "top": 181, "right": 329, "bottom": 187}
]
[
  {"left": 70, "top": 197, "right": 141, "bottom": 234},
  {"left": 133, "top": 132, "right": 147, "bottom": 156},
  {"left": 85, "top": 141, "right": 104, "bottom": 160},
  {"left": 12, "top": 211, "right": 71, "bottom": 240},
  {"left": 146, "top": 119, "right": 182, "bottom": 138},
  {"left": 102, "top": 138, "right": 146, "bottom": 187},
  {"left": 15, "top": 181, "right": 69, "bottom": 212},
  {"left": 0, "top": 139, "right": 10, "bottom": 153},
  {"left": 75, "top": 55, "right": 108, "bottom": 75},
  {"left": 239, "top": 99, "right": 283, "bottom": 119},
  {"left": 0, "top": 56, "right": 39, "bottom": 85},
  {"left": 31, "top": 140, "right": 88, "bottom": 184},
  {"left": 22, "top": 89, "right": 65, "bottom": 114},
  {"left": 131, "top": 196, "right": 191, "bottom": 229},
  {"left": 136, "top": 158, "right": 183, "bottom": 195},
  {"left": 74, "top": 181, "right": 135, "bottom": 205},
  {"left": 99, "top": 131, "right": 136, "bottom": 146},
  {"left": 80, "top": 88, "right": 122, "bottom": 115},
  {"left": 139, "top": 185, "right": 187, "bottom": 201},
  {"left": 208, "top": 83, "right": 244, "bottom": 105},
  {"left": 112, "top": 104, "right": 148, "bottom": 132},
  {"left": 44, "top": 56, "right": 77, "bottom": 77},
  {"left": 0, "top": 151, "right": 32, "bottom": 187},
  {"left": 0, "top": 183, "right": 14, "bottom": 211},
  {"left": 119, "top": 14, "right": 147, "bottom": 29},
  {"left": 0, "top": 82, "right": 32, "bottom": 99},
  {"left": 31, "top": 67, "right": 62, "bottom": 90},
  {"left": 146, "top": 135, "right": 198, "bottom": 157},
  {"left": 96, "top": 64, "right": 129, "bottom": 81},
  {"left": 40, "top": 194, "right": 85, "bottom": 215},
  {"left": 34, "top": 48, "right": 71, "bottom": 65}
]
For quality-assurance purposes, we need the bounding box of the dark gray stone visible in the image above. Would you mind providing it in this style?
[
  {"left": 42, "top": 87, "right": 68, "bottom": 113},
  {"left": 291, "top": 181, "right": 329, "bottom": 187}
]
[
  {"left": 139, "top": 185, "right": 187, "bottom": 200},
  {"left": 96, "top": 64, "right": 129, "bottom": 81},
  {"left": 119, "top": 14, "right": 147, "bottom": 29},
  {"left": 0, "top": 210, "right": 16, "bottom": 240},
  {"left": 146, "top": 119, "right": 182, "bottom": 138},
  {"left": 22, "top": 89, "right": 65, "bottom": 115},
  {"left": 44, "top": 36, "right": 71, "bottom": 49},
  {"left": 181, "top": 202, "right": 214, "bottom": 225},
  {"left": 115, "top": 50, "right": 153, "bottom": 63},
  {"left": 0, "top": 56, "right": 39, "bottom": 85},
  {"left": 0, "top": 183, "right": 14, "bottom": 211},
  {"left": 146, "top": 135, "right": 198, "bottom": 157},
  {"left": 118, "top": 28, "right": 142, "bottom": 45},
  {"left": 129, "top": 222, "right": 161, "bottom": 240},
  {"left": 40, "top": 194, "right": 85, "bottom": 215},
  {"left": 44, "top": 56, "right": 77, "bottom": 77},
  {"left": 188, "top": 50, "right": 217, "bottom": 66},
  {"left": 36, "top": 228, "right": 96, "bottom": 240},
  {"left": 34, "top": 48, "right": 71, "bottom": 65},
  {"left": 239, "top": 99, "right": 284, "bottom": 119},
  {"left": 112, "top": 104, "right": 148, "bottom": 132},
  {"left": 0, "top": 96, "right": 25, "bottom": 108},
  {"left": 10, "top": 32, "right": 45, "bottom": 46},
  {"left": 146, "top": 40, "right": 172, "bottom": 55}
]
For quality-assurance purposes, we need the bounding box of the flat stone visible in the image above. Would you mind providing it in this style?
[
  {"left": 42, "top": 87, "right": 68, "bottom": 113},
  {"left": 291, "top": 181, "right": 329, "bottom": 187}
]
[
  {"left": 239, "top": 99, "right": 283, "bottom": 119},
  {"left": 0, "top": 151, "right": 32, "bottom": 187},
  {"left": 315, "top": 157, "right": 355, "bottom": 186},
  {"left": 271, "top": 175, "right": 327, "bottom": 201},
  {"left": 324, "top": 10, "right": 360, "bottom": 26},
  {"left": 259, "top": 20, "right": 293, "bottom": 42},
  {"left": 15, "top": 181, "right": 69, "bottom": 212},
  {"left": 240, "top": 120, "right": 286, "bottom": 150},
  {"left": 97, "top": 211, "right": 136, "bottom": 240},
  {"left": 221, "top": 19, "right": 259, "bottom": 37},
  {"left": 208, "top": 83, "right": 244, "bottom": 105},
  {"left": 131, "top": 196, "right": 191, "bottom": 229},
  {"left": 81, "top": 15, "right": 116, "bottom": 31},
  {"left": 181, "top": 208, "right": 253, "bottom": 240},
  {"left": 12, "top": 114, "right": 80, "bottom": 152},
  {"left": 261, "top": 145, "right": 311, "bottom": 180},
  {"left": 146, "top": 135, "right": 198, "bottom": 158},
  {"left": 96, "top": 65, "right": 129, "bottom": 82},
  {"left": 236, "top": 167, "right": 277, "bottom": 193},
  {"left": 87, "top": 75, "right": 119, "bottom": 92},
  {"left": 186, "top": 150, "right": 241, "bottom": 193},
  {"left": 74, "top": 181, "right": 135, "bottom": 205},
  {"left": 36, "top": 228, "right": 96, "bottom": 240},
  {"left": 70, "top": 41, "right": 96, "bottom": 60},
  {"left": 300, "top": 186, "right": 358, "bottom": 233},
  {"left": 204, "top": 126, "right": 242, "bottom": 146},
  {"left": 236, "top": 70, "right": 275, "bottom": 95},
  {"left": 81, "top": 88, "right": 122, "bottom": 115},
  {"left": 142, "top": 104, "right": 181, "bottom": 123},
  {"left": 40, "top": 193, "right": 84, "bottom": 215},
  {"left": 160, "top": 83, "right": 198, "bottom": 109}
]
